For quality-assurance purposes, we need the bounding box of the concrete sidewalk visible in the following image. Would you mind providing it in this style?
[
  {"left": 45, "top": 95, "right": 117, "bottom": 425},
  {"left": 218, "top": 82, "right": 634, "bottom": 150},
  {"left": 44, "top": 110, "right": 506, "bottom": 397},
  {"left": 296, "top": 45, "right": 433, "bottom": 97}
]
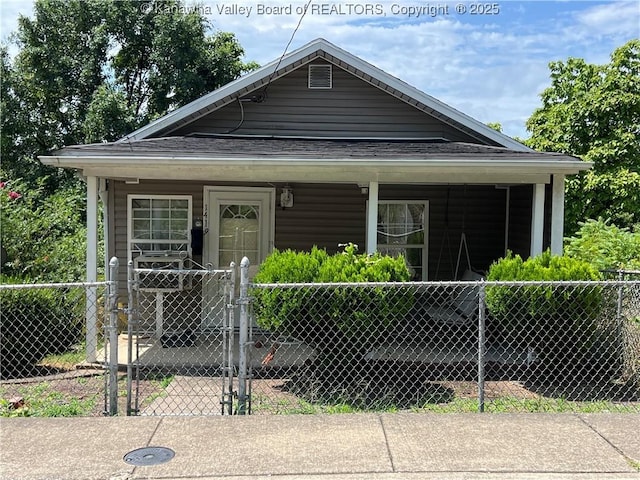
[{"left": 1, "top": 413, "right": 639, "bottom": 479}]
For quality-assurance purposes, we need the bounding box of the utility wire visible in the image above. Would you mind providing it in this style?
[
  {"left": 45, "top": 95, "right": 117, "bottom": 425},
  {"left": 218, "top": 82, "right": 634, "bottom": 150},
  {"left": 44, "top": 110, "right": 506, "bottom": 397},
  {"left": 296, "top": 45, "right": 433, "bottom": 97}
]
[{"left": 262, "top": 0, "right": 314, "bottom": 97}]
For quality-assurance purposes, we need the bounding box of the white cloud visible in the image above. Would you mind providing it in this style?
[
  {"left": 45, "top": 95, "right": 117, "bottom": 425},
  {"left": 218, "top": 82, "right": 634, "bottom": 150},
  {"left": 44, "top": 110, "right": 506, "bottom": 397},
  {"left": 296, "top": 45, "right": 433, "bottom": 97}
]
[{"left": 576, "top": 1, "right": 640, "bottom": 37}]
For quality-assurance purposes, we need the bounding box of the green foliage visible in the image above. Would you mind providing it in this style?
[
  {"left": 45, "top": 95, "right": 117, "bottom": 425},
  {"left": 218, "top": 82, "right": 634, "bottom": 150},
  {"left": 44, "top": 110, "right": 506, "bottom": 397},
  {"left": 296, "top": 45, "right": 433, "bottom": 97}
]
[
  {"left": 486, "top": 250, "right": 601, "bottom": 283},
  {"left": 1, "top": 0, "right": 258, "bottom": 178},
  {"left": 1, "top": 176, "right": 87, "bottom": 282},
  {"left": 1, "top": 0, "right": 258, "bottom": 281},
  {"left": 253, "top": 244, "right": 412, "bottom": 348},
  {"left": 486, "top": 250, "right": 601, "bottom": 324},
  {"left": 565, "top": 218, "right": 640, "bottom": 271},
  {"left": 526, "top": 40, "right": 640, "bottom": 234},
  {"left": 83, "top": 85, "right": 136, "bottom": 143},
  {"left": 486, "top": 251, "right": 606, "bottom": 374},
  {"left": 0, "top": 284, "right": 85, "bottom": 378}
]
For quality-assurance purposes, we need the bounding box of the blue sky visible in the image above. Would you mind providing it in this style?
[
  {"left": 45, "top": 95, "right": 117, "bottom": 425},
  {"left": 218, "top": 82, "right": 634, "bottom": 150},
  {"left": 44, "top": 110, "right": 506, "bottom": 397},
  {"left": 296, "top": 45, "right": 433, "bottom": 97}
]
[{"left": 1, "top": 1, "right": 638, "bottom": 139}]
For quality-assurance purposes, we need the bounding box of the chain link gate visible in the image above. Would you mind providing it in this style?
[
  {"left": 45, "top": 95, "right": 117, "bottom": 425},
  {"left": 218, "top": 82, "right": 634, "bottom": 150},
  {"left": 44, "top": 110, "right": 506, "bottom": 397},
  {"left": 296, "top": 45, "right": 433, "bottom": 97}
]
[{"left": 125, "top": 259, "right": 241, "bottom": 415}]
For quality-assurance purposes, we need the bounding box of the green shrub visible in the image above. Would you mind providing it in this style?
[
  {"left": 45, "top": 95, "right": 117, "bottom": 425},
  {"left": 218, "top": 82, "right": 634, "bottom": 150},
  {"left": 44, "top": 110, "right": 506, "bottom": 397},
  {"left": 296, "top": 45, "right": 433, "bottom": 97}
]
[
  {"left": 253, "top": 244, "right": 412, "bottom": 348},
  {"left": 0, "top": 176, "right": 89, "bottom": 282},
  {"left": 0, "top": 278, "right": 85, "bottom": 378},
  {"left": 485, "top": 251, "right": 609, "bottom": 376},
  {"left": 565, "top": 218, "right": 640, "bottom": 271}
]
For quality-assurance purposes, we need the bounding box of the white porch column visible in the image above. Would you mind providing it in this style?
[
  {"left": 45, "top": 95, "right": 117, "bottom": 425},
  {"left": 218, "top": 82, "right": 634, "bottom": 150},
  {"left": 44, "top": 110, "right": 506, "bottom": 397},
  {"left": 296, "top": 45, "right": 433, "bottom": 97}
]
[
  {"left": 86, "top": 175, "right": 99, "bottom": 363},
  {"left": 366, "top": 181, "right": 379, "bottom": 254},
  {"left": 530, "top": 183, "right": 545, "bottom": 257},
  {"left": 550, "top": 174, "right": 565, "bottom": 255}
]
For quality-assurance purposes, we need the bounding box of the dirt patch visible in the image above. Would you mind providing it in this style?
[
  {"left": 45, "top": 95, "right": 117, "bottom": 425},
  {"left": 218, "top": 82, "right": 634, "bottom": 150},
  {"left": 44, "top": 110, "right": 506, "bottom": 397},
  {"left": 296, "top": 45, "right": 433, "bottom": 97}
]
[{"left": 440, "top": 380, "right": 541, "bottom": 400}]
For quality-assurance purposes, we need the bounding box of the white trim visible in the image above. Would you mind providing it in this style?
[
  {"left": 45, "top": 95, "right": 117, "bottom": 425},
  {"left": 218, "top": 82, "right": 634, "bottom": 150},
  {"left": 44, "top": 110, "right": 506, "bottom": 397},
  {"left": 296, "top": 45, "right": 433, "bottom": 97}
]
[
  {"left": 370, "top": 199, "right": 430, "bottom": 281},
  {"left": 551, "top": 174, "right": 565, "bottom": 255},
  {"left": 85, "top": 176, "right": 99, "bottom": 363},
  {"left": 41, "top": 155, "right": 591, "bottom": 173},
  {"left": 117, "top": 38, "right": 530, "bottom": 151},
  {"left": 202, "top": 186, "right": 275, "bottom": 267},
  {"left": 366, "top": 182, "right": 379, "bottom": 254},
  {"left": 202, "top": 186, "right": 274, "bottom": 329},
  {"left": 530, "top": 184, "right": 545, "bottom": 257},
  {"left": 127, "top": 194, "right": 193, "bottom": 261}
]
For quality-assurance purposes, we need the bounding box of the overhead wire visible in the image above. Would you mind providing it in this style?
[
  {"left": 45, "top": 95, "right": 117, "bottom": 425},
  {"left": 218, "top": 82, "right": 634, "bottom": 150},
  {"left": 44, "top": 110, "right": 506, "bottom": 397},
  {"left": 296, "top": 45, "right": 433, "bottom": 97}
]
[
  {"left": 261, "top": 0, "right": 315, "bottom": 97},
  {"left": 226, "top": 0, "right": 314, "bottom": 134}
]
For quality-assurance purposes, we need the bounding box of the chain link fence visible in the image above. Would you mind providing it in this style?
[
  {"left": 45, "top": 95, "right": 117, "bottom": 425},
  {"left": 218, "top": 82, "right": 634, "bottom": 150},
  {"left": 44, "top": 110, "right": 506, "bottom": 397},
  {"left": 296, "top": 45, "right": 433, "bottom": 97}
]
[
  {"left": 0, "top": 282, "right": 109, "bottom": 417},
  {"left": 249, "top": 279, "right": 640, "bottom": 413},
  {"left": 126, "top": 264, "right": 236, "bottom": 416},
  {"left": 4, "top": 272, "right": 638, "bottom": 416}
]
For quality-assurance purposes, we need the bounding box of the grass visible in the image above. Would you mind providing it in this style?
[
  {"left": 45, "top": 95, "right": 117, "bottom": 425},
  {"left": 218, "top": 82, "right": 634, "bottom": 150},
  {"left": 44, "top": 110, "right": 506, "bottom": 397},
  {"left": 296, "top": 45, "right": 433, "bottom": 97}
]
[
  {"left": 413, "top": 397, "right": 637, "bottom": 413},
  {"left": 627, "top": 458, "right": 640, "bottom": 472},
  {"left": 0, "top": 381, "right": 97, "bottom": 417},
  {"left": 38, "top": 348, "right": 87, "bottom": 371},
  {"left": 250, "top": 392, "right": 639, "bottom": 415}
]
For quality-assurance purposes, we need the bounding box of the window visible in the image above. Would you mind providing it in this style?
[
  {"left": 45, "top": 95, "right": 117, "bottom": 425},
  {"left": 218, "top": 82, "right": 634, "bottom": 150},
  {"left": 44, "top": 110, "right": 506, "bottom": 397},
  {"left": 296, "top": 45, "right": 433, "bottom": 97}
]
[
  {"left": 128, "top": 195, "right": 192, "bottom": 259},
  {"left": 377, "top": 201, "right": 428, "bottom": 281}
]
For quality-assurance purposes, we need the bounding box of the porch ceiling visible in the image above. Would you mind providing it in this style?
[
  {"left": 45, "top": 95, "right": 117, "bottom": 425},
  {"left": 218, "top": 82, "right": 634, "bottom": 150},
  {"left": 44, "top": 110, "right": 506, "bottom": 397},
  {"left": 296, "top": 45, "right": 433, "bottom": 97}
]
[{"left": 40, "top": 136, "right": 590, "bottom": 184}]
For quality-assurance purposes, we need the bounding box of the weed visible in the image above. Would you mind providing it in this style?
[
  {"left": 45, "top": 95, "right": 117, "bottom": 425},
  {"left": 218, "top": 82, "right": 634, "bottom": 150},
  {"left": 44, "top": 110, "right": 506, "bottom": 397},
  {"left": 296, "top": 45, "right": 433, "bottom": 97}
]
[{"left": 0, "top": 382, "right": 96, "bottom": 417}]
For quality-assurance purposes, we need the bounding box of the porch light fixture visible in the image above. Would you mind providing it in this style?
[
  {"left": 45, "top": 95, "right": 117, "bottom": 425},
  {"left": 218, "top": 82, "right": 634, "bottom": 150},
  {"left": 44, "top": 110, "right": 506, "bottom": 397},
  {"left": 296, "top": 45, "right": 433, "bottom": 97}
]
[{"left": 280, "top": 186, "right": 294, "bottom": 209}]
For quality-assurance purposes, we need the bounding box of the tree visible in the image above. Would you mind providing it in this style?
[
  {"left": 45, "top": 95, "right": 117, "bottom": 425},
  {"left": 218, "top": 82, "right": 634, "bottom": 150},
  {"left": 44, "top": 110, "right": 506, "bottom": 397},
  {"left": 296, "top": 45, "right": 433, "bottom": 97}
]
[
  {"left": 0, "top": 0, "right": 257, "bottom": 280},
  {"left": 1, "top": 0, "right": 258, "bottom": 193},
  {"left": 526, "top": 40, "right": 640, "bottom": 235}
]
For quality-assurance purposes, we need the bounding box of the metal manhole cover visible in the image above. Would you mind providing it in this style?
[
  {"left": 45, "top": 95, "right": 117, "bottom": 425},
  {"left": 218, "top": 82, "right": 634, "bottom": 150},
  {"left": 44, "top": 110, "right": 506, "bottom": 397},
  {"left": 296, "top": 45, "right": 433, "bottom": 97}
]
[{"left": 123, "top": 446, "right": 175, "bottom": 466}]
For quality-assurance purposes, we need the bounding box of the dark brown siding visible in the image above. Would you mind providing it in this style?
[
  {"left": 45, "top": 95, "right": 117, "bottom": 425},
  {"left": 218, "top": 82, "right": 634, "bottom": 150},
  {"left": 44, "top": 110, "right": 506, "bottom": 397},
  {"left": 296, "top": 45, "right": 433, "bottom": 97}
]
[
  {"left": 274, "top": 183, "right": 366, "bottom": 253},
  {"left": 170, "top": 62, "right": 481, "bottom": 142},
  {"left": 508, "top": 185, "right": 532, "bottom": 258},
  {"left": 110, "top": 180, "right": 510, "bottom": 290},
  {"left": 379, "top": 185, "right": 507, "bottom": 280}
]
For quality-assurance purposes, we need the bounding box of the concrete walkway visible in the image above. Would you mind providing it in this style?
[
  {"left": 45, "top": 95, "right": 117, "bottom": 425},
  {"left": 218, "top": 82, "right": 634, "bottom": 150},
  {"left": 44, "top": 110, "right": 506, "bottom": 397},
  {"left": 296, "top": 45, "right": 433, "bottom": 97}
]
[{"left": 1, "top": 413, "right": 639, "bottom": 479}]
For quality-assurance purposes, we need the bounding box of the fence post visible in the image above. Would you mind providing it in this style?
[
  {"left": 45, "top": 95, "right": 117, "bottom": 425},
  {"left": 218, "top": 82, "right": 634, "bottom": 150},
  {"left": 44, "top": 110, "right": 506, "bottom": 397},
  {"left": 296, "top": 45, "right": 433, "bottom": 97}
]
[
  {"left": 616, "top": 271, "right": 626, "bottom": 377},
  {"left": 107, "top": 257, "right": 120, "bottom": 416},
  {"left": 477, "top": 280, "right": 486, "bottom": 413},
  {"left": 221, "top": 262, "right": 236, "bottom": 415},
  {"left": 126, "top": 260, "right": 135, "bottom": 415},
  {"left": 237, "top": 257, "right": 250, "bottom": 415}
]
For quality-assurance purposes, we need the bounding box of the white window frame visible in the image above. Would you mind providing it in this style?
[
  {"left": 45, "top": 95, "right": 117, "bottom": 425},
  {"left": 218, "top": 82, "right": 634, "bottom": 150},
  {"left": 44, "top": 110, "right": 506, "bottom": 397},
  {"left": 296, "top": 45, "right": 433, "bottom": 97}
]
[
  {"left": 375, "top": 200, "right": 429, "bottom": 281},
  {"left": 127, "top": 194, "right": 192, "bottom": 260}
]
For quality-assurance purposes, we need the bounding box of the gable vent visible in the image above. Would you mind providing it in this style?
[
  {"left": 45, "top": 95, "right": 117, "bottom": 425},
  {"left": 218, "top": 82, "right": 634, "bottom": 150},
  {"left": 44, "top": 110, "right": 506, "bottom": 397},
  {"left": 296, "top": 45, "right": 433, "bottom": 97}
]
[{"left": 308, "top": 64, "right": 332, "bottom": 89}]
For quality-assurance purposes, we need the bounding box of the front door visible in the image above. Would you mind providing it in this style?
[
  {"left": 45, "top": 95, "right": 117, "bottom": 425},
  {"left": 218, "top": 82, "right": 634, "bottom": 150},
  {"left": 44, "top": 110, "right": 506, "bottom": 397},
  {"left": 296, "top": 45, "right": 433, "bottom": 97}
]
[{"left": 203, "top": 187, "right": 274, "bottom": 327}]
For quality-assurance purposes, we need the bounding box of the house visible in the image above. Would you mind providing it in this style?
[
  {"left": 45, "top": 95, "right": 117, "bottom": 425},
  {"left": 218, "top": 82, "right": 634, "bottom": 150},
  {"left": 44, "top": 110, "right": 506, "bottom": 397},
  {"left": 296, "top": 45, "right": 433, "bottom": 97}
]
[{"left": 40, "top": 38, "right": 589, "bottom": 359}]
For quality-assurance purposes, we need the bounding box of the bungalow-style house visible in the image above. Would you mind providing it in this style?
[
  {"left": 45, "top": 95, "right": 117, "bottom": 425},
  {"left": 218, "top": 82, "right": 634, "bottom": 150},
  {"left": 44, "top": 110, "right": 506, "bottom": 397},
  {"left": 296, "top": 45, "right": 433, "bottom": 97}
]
[{"left": 40, "top": 38, "right": 589, "bottom": 359}]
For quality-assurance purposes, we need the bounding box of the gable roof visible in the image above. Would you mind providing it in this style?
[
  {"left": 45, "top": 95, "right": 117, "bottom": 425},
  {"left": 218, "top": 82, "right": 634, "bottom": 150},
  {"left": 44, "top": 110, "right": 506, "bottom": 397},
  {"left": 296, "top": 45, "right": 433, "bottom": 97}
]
[{"left": 120, "top": 38, "right": 531, "bottom": 151}]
